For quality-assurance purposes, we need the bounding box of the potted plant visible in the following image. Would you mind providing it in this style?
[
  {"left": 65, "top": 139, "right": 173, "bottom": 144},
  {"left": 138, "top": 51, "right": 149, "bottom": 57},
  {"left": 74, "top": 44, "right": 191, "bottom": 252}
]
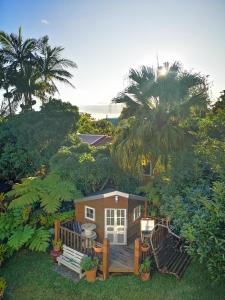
[
  {"left": 81, "top": 256, "right": 99, "bottom": 282},
  {"left": 139, "top": 257, "right": 152, "bottom": 281},
  {"left": 0, "top": 277, "right": 6, "bottom": 299},
  {"left": 52, "top": 239, "right": 62, "bottom": 252},
  {"left": 93, "top": 242, "right": 103, "bottom": 253},
  {"left": 141, "top": 239, "right": 150, "bottom": 252},
  {"left": 0, "top": 244, "right": 7, "bottom": 267},
  {"left": 51, "top": 239, "right": 62, "bottom": 262}
]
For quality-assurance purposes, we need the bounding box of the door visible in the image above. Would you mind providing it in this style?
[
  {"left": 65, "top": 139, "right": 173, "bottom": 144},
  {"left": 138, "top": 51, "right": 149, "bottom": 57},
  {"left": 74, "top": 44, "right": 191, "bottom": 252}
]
[{"left": 105, "top": 208, "right": 127, "bottom": 245}]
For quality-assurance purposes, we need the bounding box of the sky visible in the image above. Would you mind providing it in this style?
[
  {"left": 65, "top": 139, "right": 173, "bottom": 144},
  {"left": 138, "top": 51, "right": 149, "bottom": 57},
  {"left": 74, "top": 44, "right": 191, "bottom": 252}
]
[{"left": 1, "top": 0, "right": 225, "bottom": 118}]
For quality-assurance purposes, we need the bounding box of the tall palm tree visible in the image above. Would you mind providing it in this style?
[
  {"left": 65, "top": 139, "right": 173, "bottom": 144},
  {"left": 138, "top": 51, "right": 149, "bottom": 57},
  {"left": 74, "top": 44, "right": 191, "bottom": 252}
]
[
  {"left": 0, "top": 28, "right": 77, "bottom": 111},
  {"left": 36, "top": 36, "right": 77, "bottom": 102},
  {"left": 112, "top": 62, "right": 208, "bottom": 174}
]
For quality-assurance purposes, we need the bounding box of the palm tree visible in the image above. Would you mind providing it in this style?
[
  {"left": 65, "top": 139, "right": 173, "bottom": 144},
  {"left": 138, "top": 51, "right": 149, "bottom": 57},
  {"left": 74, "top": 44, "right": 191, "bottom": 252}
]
[
  {"left": 112, "top": 62, "right": 208, "bottom": 174},
  {"left": 36, "top": 36, "right": 77, "bottom": 102},
  {"left": 0, "top": 28, "right": 77, "bottom": 111}
]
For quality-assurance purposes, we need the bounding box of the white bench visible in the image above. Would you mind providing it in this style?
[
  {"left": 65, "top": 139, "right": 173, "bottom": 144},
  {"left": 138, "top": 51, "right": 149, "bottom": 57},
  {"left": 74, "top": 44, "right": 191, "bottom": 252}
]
[{"left": 57, "top": 245, "right": 87, "bottom": 278}]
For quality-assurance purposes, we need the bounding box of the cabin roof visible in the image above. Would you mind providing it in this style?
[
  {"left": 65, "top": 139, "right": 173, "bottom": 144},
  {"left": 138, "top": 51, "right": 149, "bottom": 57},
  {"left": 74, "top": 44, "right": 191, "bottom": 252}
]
[
  {"left": 78, "top": 134, "right": 112, "bottom": 146},
  {"left": 74, "top": 190, "right": 146, "bottom": 203}
]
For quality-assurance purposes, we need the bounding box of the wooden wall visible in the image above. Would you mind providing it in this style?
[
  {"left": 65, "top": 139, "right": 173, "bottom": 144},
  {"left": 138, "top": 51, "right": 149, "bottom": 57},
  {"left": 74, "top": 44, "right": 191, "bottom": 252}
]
[
  {"left": 76, "top": 195, "right": 128, "bottom": 242},
  {"left": 75, "top": 195, "right": 145, "bottom": 244},
  {"left": 127, "top": 199, "right": 144, "bottom": 244}
]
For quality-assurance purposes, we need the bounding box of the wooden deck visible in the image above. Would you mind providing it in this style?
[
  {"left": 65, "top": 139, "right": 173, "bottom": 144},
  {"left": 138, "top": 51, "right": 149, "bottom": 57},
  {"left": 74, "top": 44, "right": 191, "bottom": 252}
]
[{"left": 109, "top": 245, "right": 134, "bottom": 273}]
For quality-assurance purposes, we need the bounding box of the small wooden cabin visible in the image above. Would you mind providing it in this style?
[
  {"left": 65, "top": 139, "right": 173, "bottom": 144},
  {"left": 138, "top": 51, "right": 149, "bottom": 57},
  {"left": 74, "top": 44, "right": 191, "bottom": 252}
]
[{"left": 75, "top": 190, "right": 147, "bottom": 245}]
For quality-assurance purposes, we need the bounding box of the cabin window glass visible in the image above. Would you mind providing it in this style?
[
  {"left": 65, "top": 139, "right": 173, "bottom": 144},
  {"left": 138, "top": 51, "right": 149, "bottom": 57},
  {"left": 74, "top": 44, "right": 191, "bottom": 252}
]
[
  {"left": 133, "top": 205, "right": 141, "bottom": 221},
  {"left": 106, "top": 209, "right": 114, "bottom": 226},
  {"left": 85, "top": 206, "right": 95, "bottom": 221}
]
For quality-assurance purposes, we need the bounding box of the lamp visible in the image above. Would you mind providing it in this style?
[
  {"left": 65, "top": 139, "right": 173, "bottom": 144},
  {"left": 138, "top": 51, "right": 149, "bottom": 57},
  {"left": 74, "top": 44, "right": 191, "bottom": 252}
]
[{"left": 115, "top": 195, "right": 119, "bottom": 203}]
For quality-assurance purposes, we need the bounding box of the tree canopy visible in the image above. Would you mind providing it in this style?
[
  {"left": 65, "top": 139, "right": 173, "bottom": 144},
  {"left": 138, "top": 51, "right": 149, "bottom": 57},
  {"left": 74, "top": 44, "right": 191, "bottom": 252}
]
[
  {"left": 0, "top": 27, "right": 76, "bottom": 114},
  {"left": 112, "top": 62, "right": 208, "bottom": 174}
]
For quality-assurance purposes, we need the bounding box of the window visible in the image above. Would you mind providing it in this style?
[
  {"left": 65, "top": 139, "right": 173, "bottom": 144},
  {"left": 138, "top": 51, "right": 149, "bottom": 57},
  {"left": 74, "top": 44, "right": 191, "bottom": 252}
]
[
  {"left": 106, "top": 208, "right": 114, "bottom": 226},
  {"left": 133, "top": 205, "right": 141, "bottom": 221},
  {"left": 85, "top": 206, "right": 95, "bottom": 221}
]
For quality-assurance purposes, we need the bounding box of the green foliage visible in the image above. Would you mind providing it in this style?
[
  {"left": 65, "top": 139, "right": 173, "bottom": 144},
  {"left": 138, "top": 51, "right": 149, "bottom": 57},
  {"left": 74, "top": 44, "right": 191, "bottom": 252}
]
[
  {"left": 52, "top": 239, "right": 62, "bottom": 250},
  {"left": 139, "top": 257, "right": 152, "bottom": 274},
  {"left": 28, "top": 228, "right": 51, "bottom": 252},
  {"left": 0, "top": 99, "right": 79, "bottom": 181},
  {"left": 80, "top": 256, "right": 99, "bottom": 271},
  {"left": 8, "top": 173, "right": 81, "bottom": 213},
  {"left": 112, "top": 62, "right": 208, "bottom": 175},
  {"left": 0, "top": 28, "right": 76, "bottom": 113},
  {"left": 44, "top": 210, "right": 74, "bottom": 227},
  {"left": 78, "top": 113, "right": 114, "bottom": 136},
  {"left": 50, "top": 143, "right": 139, "bottom": 195},
  {"left": 137, "top": 181, "right": 163, "bottom": 216},
  {"left": 7, "top": 225, "right": 35, "bottom": 251},
  {"left": 0, "top": 244, "right": 7, "bottom": 261},
  {"left": 0, "top": 208, "right": 51, "bottom": 254},
  {"left": 0, "top": 277, "right": 6, "bottom": 292}
]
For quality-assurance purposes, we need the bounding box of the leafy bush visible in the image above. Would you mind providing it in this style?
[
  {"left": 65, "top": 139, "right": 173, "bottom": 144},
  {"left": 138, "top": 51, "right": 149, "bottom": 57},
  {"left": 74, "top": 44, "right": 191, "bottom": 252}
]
[
  {"left": 81, "top": 256, "right": 99, "bottom": 271},
  {"left": 0, "top": 277, "right": 6, "bottom": 293},
  {"left": 0, "top": 208, "right": 51, "bottom": 254},
  {"left": 139, "top": 258, "right": 152, "bottom": 274}
]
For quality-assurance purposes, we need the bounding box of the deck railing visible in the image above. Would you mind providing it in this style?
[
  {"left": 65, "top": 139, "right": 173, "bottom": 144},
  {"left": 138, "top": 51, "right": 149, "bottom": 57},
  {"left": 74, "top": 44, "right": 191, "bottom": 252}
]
[{"left": 54, "top": 219, "right": 103, "bottom": 255}]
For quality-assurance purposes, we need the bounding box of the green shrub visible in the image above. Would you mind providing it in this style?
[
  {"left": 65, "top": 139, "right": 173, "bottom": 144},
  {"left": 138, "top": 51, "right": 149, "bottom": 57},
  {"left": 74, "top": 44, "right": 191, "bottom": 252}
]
[
  {"left": 81, "top": 256, "right": 99, "bottom": 271},
  {"left": 0, "top": 277, "right": 6, "bottom": 293},
  {"left": 139, "top": 258, "right": 152, "bottom": 274}
]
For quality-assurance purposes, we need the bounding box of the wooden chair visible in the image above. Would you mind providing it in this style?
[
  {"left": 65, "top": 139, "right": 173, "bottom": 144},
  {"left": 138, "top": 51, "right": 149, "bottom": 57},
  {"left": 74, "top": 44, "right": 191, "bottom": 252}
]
[
  {"left": 57, "top": 245, "right": 87, "bottom": 278},
  {"left": 140, "top": 218, "right": 155, "bottom": 241}
]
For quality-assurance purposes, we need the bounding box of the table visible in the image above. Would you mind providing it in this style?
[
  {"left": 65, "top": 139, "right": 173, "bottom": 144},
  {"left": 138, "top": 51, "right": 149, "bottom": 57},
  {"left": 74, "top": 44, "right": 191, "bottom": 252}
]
[{"left": 81, "top": 223, "right": 96, "bottom": 237}]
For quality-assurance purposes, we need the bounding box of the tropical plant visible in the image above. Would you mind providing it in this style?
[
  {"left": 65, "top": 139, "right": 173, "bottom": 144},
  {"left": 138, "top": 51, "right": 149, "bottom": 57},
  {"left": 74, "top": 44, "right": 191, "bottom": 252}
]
[
  {"left": 37, "top": 37, "right": 77, "bottom": 101},
  {"left": 158, "top": 93, "right": 225, "bottom": 282},
  {"left": 139, "top": 257, "right": 152, "bottom": 274},
  {"left": 81, "top": 256, "right": 99, "bottom": 271},
  {"left": 0, "top": 208, "right": 51, "bottom": 253},
  {"left": 7, "top": 172, "right": 81, "bottom": 213},
  {"left": 52, "top": 239, "right": 62, "bottom": 251},
  {"left": 0, "top": 27, "right": 76, "bottom": 111},
  {"left": 112, "top": 62, "right": 208, "bottom": 175}
]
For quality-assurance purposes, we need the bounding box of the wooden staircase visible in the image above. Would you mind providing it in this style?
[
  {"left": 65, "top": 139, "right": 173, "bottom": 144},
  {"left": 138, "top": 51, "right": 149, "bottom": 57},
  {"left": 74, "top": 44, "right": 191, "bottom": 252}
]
[{"left": 150, "top": 224, "right": 191, "bottom": 279}]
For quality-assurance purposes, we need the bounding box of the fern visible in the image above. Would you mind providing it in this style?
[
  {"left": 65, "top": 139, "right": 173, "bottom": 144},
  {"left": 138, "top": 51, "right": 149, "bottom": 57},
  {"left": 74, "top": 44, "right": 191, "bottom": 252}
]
[
  {"left": 7, "top": 225, "right": 34, "bottom": 250},
  {"left": 7, "top": 177, "right": 41, "bottom": 208},
  {"left": 8, "top": 172, "right": 82, "bottom": 213},
  {"left": 28, "top": 227, "right": 50, "bottom": 252}
]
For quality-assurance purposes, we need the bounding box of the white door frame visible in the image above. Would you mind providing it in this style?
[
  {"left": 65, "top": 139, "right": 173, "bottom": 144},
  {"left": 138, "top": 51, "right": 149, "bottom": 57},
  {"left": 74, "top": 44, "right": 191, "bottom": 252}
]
[{"left": 104, "top": 208, "right": 127, "bottom": 245}]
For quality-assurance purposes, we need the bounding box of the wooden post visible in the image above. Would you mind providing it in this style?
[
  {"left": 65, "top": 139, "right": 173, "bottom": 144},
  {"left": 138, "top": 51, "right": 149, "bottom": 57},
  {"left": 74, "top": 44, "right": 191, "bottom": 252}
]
[
  {"left": 134, "top": 238, "right": 140, "bottom": 275},
  {"left": 74, "top": 202, "right": 76, "bottom": 221},
  {"left": 144, "top": 199, "right": 148, "bottom": 218},
  {"left": 54, "top": 220, "right": 60, "bottom": 241},
  {"left": 102, "top": 239, "right": 109, "bottom": 280}
]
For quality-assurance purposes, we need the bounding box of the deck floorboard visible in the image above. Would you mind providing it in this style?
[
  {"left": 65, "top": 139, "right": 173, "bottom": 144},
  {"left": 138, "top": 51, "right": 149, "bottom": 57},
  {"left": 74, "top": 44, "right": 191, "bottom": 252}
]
[{"left": 109, "top": 245, "right": 134, "bottom": 271}]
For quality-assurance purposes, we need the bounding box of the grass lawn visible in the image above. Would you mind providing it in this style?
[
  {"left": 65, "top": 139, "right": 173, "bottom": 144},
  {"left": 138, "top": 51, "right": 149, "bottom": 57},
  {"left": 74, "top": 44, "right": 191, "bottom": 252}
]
[{"left": 1, "top": 250, "right": 224, "bottom": 300}]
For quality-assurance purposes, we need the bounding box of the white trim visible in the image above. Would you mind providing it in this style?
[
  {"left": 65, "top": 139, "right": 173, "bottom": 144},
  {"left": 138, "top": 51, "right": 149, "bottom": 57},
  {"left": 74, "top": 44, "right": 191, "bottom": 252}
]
[
  {"left": 84, "top": 206, "right": 95, "bottom": 221},
  {"left": 75, "top": 191, "right": 146, "bottom": 203},
  {"left": 133, "top": 205, "right": 141, "bottom": 221}
]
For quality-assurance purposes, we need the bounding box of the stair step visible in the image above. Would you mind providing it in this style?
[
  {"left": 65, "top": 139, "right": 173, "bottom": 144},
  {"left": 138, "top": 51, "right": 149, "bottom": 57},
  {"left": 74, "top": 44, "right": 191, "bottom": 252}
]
[{"left": 177, "top": 256, "right": 192, "bottom": 278}]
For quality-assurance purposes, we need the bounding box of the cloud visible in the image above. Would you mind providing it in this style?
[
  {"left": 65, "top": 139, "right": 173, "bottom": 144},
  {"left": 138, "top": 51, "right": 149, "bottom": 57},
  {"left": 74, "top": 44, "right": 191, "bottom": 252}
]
[{"left": 41, "top": 19, "right": 49, "bottom": 25}]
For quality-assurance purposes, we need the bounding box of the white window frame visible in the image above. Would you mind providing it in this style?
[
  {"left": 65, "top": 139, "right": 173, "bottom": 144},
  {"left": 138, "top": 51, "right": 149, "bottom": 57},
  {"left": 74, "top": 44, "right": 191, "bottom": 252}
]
[
  {"left": 85, "top": 206, "right": 95, "bottom": 221},
  {"left": 133, "top": 205, "right": 141, "bottom": 221}
]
